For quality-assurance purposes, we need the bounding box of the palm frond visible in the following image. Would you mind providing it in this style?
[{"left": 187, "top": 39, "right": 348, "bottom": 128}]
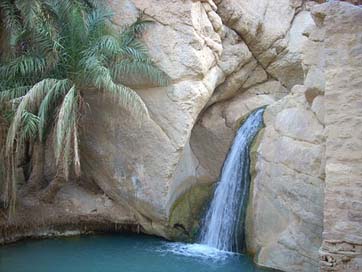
[
  {"left": 0, "top": 55, "right": 47, "bottom": 80},
  {"left": 20, "top": 111, "right": 40, "bottom": 142},
  {"left": 119, "top": 18, "right": 153, "bottom": 46},
  {"left": 111, "top": 83, "right": 149, "bottom": 120},
  {"left": 0, "top": 0, "right": 23, "bottom": 55},
  {"left": 22, "top": 1, "right": 61, "bottom": 62},
  {"left": 124, "top": 39, "right": 149, "bottom": 55},
  {"left": 56, "top": 0, "right": 89, "bottom": 42},
  {"left": 86, "top": 7, "right": 112, "bottom": 36},
  {"left": 83, "top": 0, "right": 106, "bottom": 9},
  {"left": 38, "top": 79, "right": 71, "bottom": 141},
  {"left": 112, "top": 59, "right": 170, "bottom": 87},
  {"left": 0, "top": 85, "right": 31, "bottom": 104},
  {"left": 5, "top": 79, "right": 58, "bottom": 154},
  {"left": 15, "top": 0, "right": 42, "bottom": 29},
  {"left": 84, "top": 35, "right": 121, "bottom": 58},
  {"left": 4, "top": 150, "right": 17, "bottom": 215},
  {"left": 54, "top": 85, "right": 80, "bottom": 180},
  {"left": 81, "top": 56, "right": 149, "bottom": 119},
  {"left": 0, "top": 0, "right": 22, "bottom": 35},
  {"left": 129, "top": 18, "right": 153, "bottom": 34},
  {"left": 120, "top": 45, "right": 149, "bottom": 61},
  {"left": 73, "top": 121, "right": 80, "bottom": 177}
]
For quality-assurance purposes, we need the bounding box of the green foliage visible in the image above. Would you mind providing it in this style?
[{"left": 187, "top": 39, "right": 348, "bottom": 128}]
[{"left": 0, "top": 0, "right": 170, "bottom": 213}]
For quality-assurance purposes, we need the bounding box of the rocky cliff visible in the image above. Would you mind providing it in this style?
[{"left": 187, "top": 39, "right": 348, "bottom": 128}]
[
  {"left": 1, "top": 1, "right": 361, "bottom": 272},
  {"left": 314, "top": 3, "right": 362, "bottom": 271}
]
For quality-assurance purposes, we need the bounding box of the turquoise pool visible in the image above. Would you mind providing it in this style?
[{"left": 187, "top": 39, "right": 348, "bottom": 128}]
[{"left": 0, "top": 234, "right": 270, "bottom": 272}]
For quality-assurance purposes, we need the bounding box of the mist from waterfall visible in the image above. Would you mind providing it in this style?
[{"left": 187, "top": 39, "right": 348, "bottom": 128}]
[{"left": 199, "top": 108, "right": 265, "bottom": 252}]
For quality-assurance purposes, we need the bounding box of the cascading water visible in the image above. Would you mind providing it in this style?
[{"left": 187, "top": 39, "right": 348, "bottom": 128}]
[{"left": 199, "top": 108, "right": 265, "bottom": 253}]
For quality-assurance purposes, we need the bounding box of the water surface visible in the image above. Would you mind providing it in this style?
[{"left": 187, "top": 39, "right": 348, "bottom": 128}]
[{"left": 0, "top": 234, "right": 269, "bottom": 272}]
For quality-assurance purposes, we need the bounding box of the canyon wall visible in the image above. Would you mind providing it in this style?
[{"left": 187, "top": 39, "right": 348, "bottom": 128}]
[{"left": 314, "top": 3, "right": 362, "bottom": 271}]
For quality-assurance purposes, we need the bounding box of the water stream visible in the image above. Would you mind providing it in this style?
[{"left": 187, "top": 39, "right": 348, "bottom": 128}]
[{"left": 199, "top": 108, "right": 265, "bottom": 252}]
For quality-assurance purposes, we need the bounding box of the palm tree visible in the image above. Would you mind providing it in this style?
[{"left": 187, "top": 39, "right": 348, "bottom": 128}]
[{"left": 0, "top": 0, "right": 170, "bottom": 214}]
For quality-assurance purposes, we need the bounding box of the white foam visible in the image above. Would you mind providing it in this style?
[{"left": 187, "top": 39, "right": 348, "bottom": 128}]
[{"left": 157, "top": 242, "right": 236, "bottom": 261}]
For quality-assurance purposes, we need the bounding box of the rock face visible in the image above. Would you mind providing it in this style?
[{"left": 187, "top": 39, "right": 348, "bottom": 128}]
[
  {"left": 190, "top": 80, "right": 283, "bottom": 185},
  {"left": 246, "top": 85, "right": 325, "bottom": 272},
  {"left": 80, "top": 0, "right": 314, "bottom": 242},
  {"left": 245, "top": 2, "right": 362, "bottom": 271},
  {"left": 215, "top": 0, "right": 312, "bottom": 89},
  {"left": 313, "top": 3, "right": 362, "bottom": 271},
  {"left": 80, "top": 0, "right": 225, "bottom": 236}
]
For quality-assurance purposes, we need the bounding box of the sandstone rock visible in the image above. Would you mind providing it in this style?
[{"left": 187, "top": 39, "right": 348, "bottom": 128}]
[
  {"left": 208, "top": 59, "right": 258, "bottom": 105},
  {"left": 311, "top": 95, "right": 324, "bottom": 124},
  {"left": 190, "top": 102, "right": 234, "bottom": 182},
  {"left": 312, "top": 2, "right": 362, "bottom": 271},
  {"left": 304, "top": 66, "right": 325, "bottom": 103},
  {"left": 217, "top": 27, "right": 252, "bottom": 76},
  {"left": 267, "top": 10, "right": 315, "bottom": 89},
  {"left": 217, "top": 0, "right": 302, "bottom": 64},
  {"left": 223, "top": 93, "right": 274, "bottom": 129},
  {"left": 246, "top": 89, "right": 325, "bottom": 272},
  {"left": 79, "top": 0, "right": 225, "bottom": 235},
  {"left": 245, "top": 80, "right": 289, "bottom": 100},
  {"left": 215, "top": 1, "right": 319, "bottom": 91},
  {"left": 133, "top": 0, "right": 222, "bottom": 79},
  {"left": 302, "top": 24, "right": 325, "bottom": 72},
  {"left": 109, "top": 0, "right": 139, "bottom": 26},
  {"left": 0, "top": 182, "right": 137, "bottom": 245},
  {"left": 190, "top": 82, "right": 277, "bottom": 184},
  {"left": 242, "top": 65, "right": 268, "bottom": 89},
  {"left": 274, "top": 107, "right": 324, "bottom": 144},
  {"left": 205, "top": 26, "right": 255, "bottom": 106}
]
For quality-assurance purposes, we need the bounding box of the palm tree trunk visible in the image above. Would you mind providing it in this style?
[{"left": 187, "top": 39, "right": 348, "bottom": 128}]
[
  {"left": 40, "top": 171, "right": 66, "bottom": 203},
  {"left": 25, "top": 142, "right": 45, "bottom": 192}
]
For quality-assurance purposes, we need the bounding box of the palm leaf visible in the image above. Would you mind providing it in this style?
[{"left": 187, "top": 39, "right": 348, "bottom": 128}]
[
  {"left": 0, "top": 85, "right": 31, "bottom": 104},
  {"left": 119, "top": 18, "right": 153, "bottom": 46},
  {"left": 84, "top": 35, "right": 121, "bottom": 58},
  {"left": 54, "top": 85, "right": 80, "bottom": 180},
  {"left": 20, "top": 111, "right": 40, "bottom": 142},
  {"left": 81, "top": 55, "right": 149, "bottom": 119},
  {"left": 5, "top": 79, "right": 58, "bottom": 154},
  {"left": 38, "top": 79, "right": 72, "bottom": 141},
  {"left": 112, "top": 59, "right": 170, "bottom": 87},
  {"left": 15, "top": 0, "right": 42, "bottom": 29},
  {"left": 0, "top": 55, "right": 47, "bottom": 80},
  {"left": 86, "top": 7, "right": 113, "bottom": 37},
  {"left": 0, "top": 0, "right": 22, "bottom": 45}
]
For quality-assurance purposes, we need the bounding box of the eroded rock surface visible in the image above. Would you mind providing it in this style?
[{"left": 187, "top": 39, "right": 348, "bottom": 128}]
[
  {"left": 80, "top": 0, "right": 225, "bottom": 236},
  {"left": 313, "top": 3, "right": 362, "bottom": 271},
  {"left": 80, "top": 0, "right": 315, "bottom": 242},
  {"left": 246, "top": 85, "right": 325, "bottom": 272}
]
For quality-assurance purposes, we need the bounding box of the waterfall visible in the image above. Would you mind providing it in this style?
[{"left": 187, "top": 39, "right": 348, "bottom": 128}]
[{"left": 199, "top": 108, "right": 265, "bottom": 252}]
